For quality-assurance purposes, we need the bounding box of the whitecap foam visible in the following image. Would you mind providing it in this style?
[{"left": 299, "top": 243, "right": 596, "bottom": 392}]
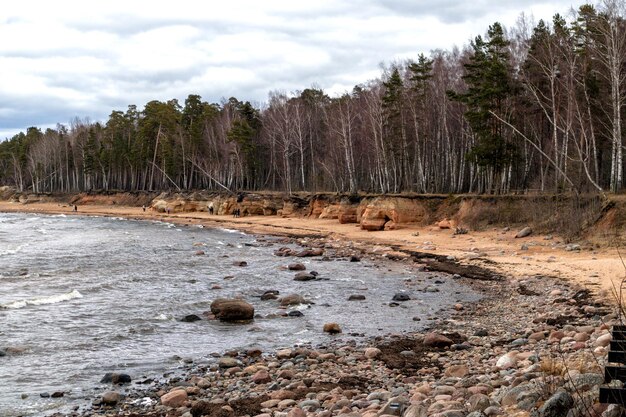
[
  {"left": 0, "top": 245, "right": 24, "bottom": 256},
  {"left": 218, "top": 228, "right": 245, "bottom": 234},
  {"left": 2, "top": 289, "right": 83, "bottom": 309}
]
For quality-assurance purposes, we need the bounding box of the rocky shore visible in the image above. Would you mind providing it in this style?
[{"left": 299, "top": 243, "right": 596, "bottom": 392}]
[{"left": 41, "top": 234, "right": 621, "bottom": 417}]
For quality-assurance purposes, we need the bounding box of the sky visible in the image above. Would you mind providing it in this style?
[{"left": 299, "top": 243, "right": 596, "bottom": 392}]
[{"left": 0, "top": 0, "right": 578, "bottom": 140}]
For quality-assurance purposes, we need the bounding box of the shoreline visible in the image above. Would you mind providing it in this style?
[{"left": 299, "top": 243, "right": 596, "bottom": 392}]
[
  {"left": 1, "top": 200, "right": 623, "bottom": 294},
  {"left": 1, "top": 201, "right": 622, "bottom": 417}
]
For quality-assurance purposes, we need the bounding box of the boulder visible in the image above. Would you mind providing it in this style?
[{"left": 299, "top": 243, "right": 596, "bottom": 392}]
[
  {"left": 361, "top": 217, "right": 387, "bottom": 231},
  {"left": 161, "top": 389, "right": 188, "bottom": 408},
  {"left": 444, "top": 364, "right": 469, "bottom": 378},
  {"left": 261, "top": 290, "right": 279, "bottom": 301},
  {"left": 100, "top": 372, "right": 131, "bottom": 384},
  {"left": 539, "top": 391, "right": 573, "bottom": 417},
  {"left": 280, "top": 294, "right": 306, "bottom": 306},
  {"left": 218, "top": 357, "right": 242, "bottom": 368},
  {"left": 288, "top": 263, "right": 306, "bottom": 271},
  {"left": 495, "top": 353, "right": 517, "bottom": 370},
  {"left": 339, "top": 212, "right": 358, "bottom": 224},
  {"left": 384, "top": 220, "right": 398, "bottom": 231},
  {"left": 181, "top": 314, "right": 202, "bottom": 322},
  {"left": 252, "top": 370, "right": 272, "bottom": 384},
  {"left": 437, "top": 219, "right": 452, "bottom": 229},
  {"left": 392, "top": 293, "right": 411, "bottom": 302},
  {"left": 348, "top": 294, "right": 366, "bottom": 301},
  {"left": 423, "top": 332, "right": 454, "bottom": 348},
  {"left": 210, "top": 299, "right": 254, "bottom": 321},
  {"left": 101, "top": 391, "right": 122, "bottom": 406},
  {"left": 294, "top": 272, "right": 316, "bottom": 281},
  {"left": 323, "top": 323, "right": 342, "bottom": 334},
  {"left": 295, "top": 248, "right": 324, "bottom": 257},
  {"left": 515, "top": 227, "right": 532, "bottom": 238},
  {"left": 364, "top": 347, "right": 381, "bottom": 359}
]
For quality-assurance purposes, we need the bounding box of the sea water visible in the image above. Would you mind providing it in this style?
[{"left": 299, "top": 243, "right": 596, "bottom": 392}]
[{"left": 0, "top": 212, "right": 479, "bottom": 415}]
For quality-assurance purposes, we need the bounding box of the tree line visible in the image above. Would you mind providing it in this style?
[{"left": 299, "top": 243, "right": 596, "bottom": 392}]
[{"left": 1, "top": 1, "right": 625, "bottom": 195}]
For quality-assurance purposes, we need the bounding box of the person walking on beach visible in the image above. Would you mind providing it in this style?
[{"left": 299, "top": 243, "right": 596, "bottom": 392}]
[
  {"left": 142, "top": 205, "right": 146, "bottom": 212},
  {"left": 73, "top": 205, "right": 77, "bottom": 212}
]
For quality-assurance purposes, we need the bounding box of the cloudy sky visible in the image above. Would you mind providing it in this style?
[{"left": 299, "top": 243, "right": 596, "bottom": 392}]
[{"left": 1, "top": 0, "right": 577, "bottom": 140}]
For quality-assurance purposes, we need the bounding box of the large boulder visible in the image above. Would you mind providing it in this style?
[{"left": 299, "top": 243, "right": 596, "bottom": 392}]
[
  {"left": 161, "top": 389, "right": 188, "bottom": 407},
  {"left": 210, "top": 299, "right": 254, "bottom": 321},
  {"left": 360, "top": 197, "right": 427, "bottom": 229},
  {"left": 361, "top": 217, "right": 387, "bottom": 231}
]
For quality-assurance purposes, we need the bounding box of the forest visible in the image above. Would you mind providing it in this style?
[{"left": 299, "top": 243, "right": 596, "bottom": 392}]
[{"left": 0, "top": 2, "right": 625, "bottom": 195}]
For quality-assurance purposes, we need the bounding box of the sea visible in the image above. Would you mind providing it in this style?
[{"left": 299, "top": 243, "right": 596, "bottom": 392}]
[{"left": 0, "top": 212, "right": 480, "bottom": 416}]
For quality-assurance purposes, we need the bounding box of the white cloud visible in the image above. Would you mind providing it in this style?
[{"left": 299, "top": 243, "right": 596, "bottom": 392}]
[{"left": 0, "top": 0, "right": 577, "bottom": 139}]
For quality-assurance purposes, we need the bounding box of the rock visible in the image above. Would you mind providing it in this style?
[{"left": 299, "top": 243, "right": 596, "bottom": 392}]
[
  {"left": 323, "top": 323, "right": 342, "bottom": 334},
  {"left": 349, "top": 256, "right": 361, "bottom": 262},
  {"left": 161, "top": 389, "right": 188, "bottom": 407},
  {"left": 294, "top": 272, "right": 316, "bottom": 281},
  {"left": 596, "top": 333, "right": 612, "bottom": 347},
  {"left": 288, "top": 263, "right": 306, "bottom": 271},
  {"left": 438, "top": 219, "right": 452, "bottom": 229},
  {"left": 287, "top": 408, "right": 306, "bottom": 417},
  {"left": 392, "top": 293, "right": 411, "bottom": 302},
  {"left": 361, "top": 217, "right": 387, "bottom": 231},
  {"left": 402, "top": 404, "right": 427, "bottom": 417},
  {"left": 181, "top": 314, "right": 202, "bottom": 322},
  {"left": 468, "top": 393, "right": 490, "bottom": 412},
  {"left": 218, "top": 357, "right": 241, "bottom": 368},
  {"left": 270, "top": 389, "right": 296, "bottom": 400},
  {"left": 252, "top": 370, "right": 272, "bottom": 384},
  {"left": 444, "top": 364, "right": 469, "bottom": 378},
  {"left": 377, "top": 397, "right": 408, "bottom": 416},
  {"left": 348, "top": 294, "right": 366, "bottom": 301},
  {"left": 423, "top": 332, "right": 454, "bottom": 348},
  {"left": 539, "top": 391, "right": 573, "bottom": 417},
  {"left": 261, "top": 289, "right": 279, "bottom": 299},
  {"left": 515, "top": 227, "right": 532, "bottom": 238},
  {"left": 384, "top": 220, "right": 398, "bottom": 230},
  {"left": 568, "top": 373, "right": 604, "bottom": 390},
  {"left": 51, "top": 391, "right": 64, "bottom": 398},
  {"left": 195, "top": 250, "right": 205, "bottom": 256},
  {"left": 495, "top": 353, "right": 517, "bottom": 370},
  {"left": 287, "top": 310, "right": 304, "bottom": 317},
  {"left": 295, "top": 248, "right": 324, "bottom": 257},
  {"left": 233, "top": 260, "right": 248, "bottom": 267},
  {"left": 280, "top": 294, "right": 306, "bottom": 306},
  {"left": 101, "top": 391, "right": 122, "bottom": 406},
  {"left": 210, "top": 299, "right": 254, "bottom": 321},
  {"left": 299, "top": 399, "right": 321, "bottom": 410},
  {"left": 364, "top": 347, "right": 381, "bottom": 359},
  {"left": 100, "top": 372, "right": 132, "bottom": 384}
]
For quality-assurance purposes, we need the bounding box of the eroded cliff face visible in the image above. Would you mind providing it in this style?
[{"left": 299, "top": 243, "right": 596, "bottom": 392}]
[{"left": 0, "top": 187, "right": 609, "bottom": 239}]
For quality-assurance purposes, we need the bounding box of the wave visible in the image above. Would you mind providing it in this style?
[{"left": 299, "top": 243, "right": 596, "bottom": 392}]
[
  {"left": 0, "top": 245, "right": 25, "bottom": 256},
  {"left": 218, "top": 228, "right": 245, "bottom": 234},
  {"left": 1, "top": 289, "right": 83, "bottom": 309}
]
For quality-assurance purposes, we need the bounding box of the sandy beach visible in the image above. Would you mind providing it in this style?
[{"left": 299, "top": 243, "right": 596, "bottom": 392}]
[{"left": 1, "top": 200, "right": 623, "bottom": 297}]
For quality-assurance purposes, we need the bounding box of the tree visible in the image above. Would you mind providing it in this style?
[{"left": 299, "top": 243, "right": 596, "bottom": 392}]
[{"left": 449, "top": 22, "right": 519, "bottom": 192}]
